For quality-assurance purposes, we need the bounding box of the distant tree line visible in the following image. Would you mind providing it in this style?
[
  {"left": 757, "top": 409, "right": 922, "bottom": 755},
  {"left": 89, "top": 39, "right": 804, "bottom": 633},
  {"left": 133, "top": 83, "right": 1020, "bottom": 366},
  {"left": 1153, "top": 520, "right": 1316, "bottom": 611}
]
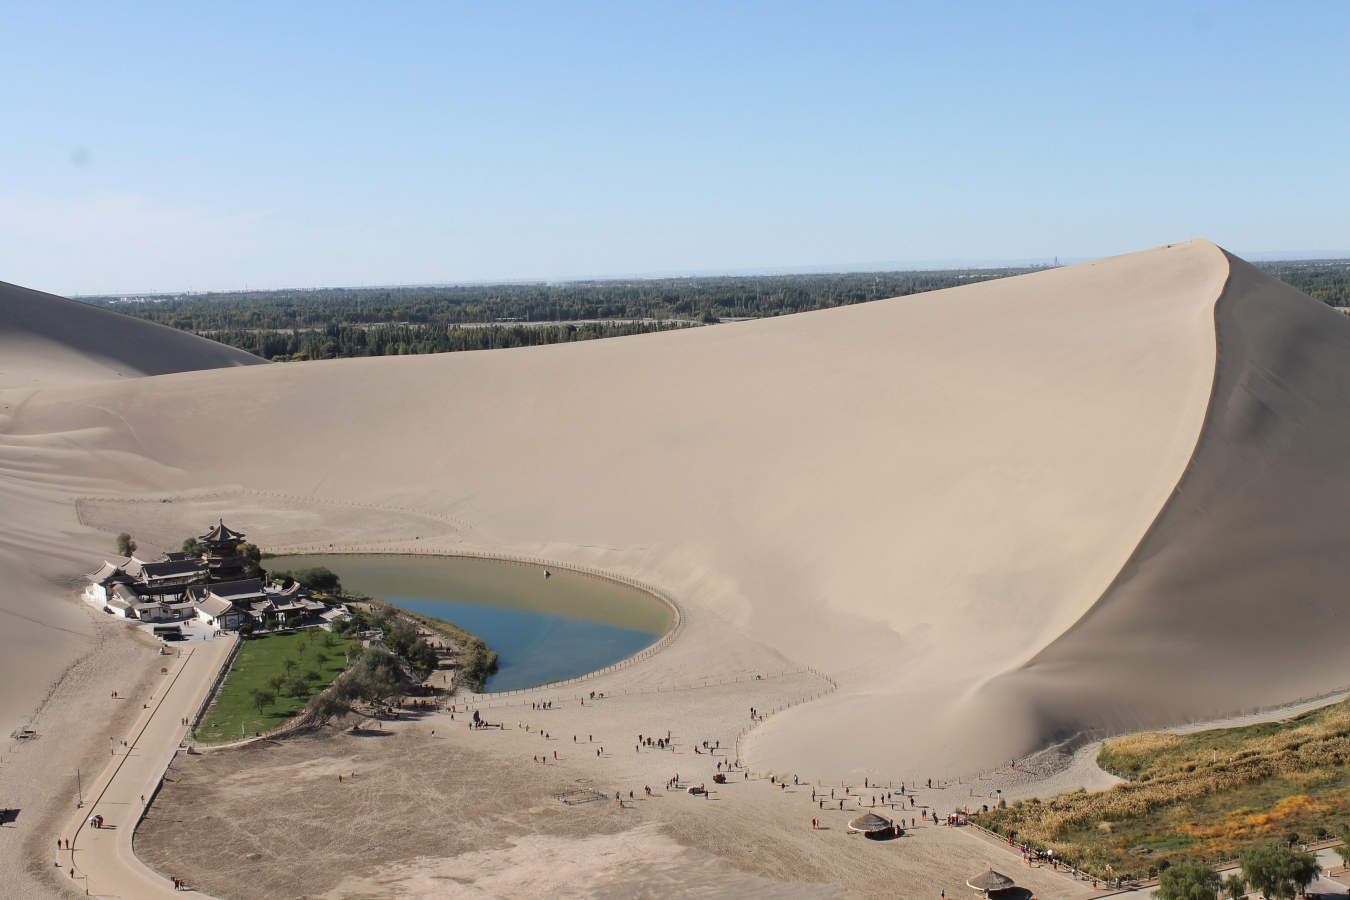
[
  {"left": 81, "top": 261, "right": 1350, "bottom": 362},
  {"left": 83, "top": 269, "right": 1029, "bottom": 331},
  {"left": 206, "top": 320, "right": 694, "bottom": 361},
  {"left": 1257, "top": 260, "right": 1350, "bottom": 307}
]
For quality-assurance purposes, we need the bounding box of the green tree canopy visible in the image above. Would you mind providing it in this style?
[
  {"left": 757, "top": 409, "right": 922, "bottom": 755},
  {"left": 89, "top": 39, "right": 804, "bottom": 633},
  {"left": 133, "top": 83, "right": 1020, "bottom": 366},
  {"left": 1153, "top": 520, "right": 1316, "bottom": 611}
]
[
  {"left": 271, "top": 566, "right": 342, "bottom": 594},
  {"left": 116, "top": 532, "right": 137, "bottom": 556},
  {"left": 1157, "top": 858, "right": 1220, "bottom": 900},
  {"left": 282, "top": 675, "right": 309, "bottom": 699},
  {"left": 238, "top": 542, "right": 264, "bottom": 579},
  {"left": 248, "top": 688, "right": 275, "bottom": 715},
  {"left": 305, "top": 690, "right": 351, "bottom": 725},
  {"left": 1240, "top": 842, "right": 1321, "bottom": 900},
  {"left": 333, "top": 645, "right": 404, "bottom": 706}
]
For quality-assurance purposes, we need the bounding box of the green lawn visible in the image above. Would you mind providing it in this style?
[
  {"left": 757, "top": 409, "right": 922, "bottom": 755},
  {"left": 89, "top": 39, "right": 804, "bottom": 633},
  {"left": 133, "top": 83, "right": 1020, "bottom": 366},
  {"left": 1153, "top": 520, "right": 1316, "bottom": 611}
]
[{"left": 195, "top": 630, "right": 358, "bottom": 743}]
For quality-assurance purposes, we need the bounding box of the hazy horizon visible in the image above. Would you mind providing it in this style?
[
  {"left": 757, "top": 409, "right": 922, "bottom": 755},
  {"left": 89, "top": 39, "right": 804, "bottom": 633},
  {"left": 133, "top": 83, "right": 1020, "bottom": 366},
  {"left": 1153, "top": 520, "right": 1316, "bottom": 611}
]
[{"left": 64, "top": 245, "right": 1347, "bottom": 300}]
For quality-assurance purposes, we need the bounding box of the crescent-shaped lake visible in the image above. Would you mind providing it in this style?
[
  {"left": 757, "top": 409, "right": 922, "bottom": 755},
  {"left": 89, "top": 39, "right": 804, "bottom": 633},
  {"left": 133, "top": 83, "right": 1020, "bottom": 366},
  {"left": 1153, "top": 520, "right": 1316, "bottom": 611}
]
[{"left": 269, "top": 554, "right": 672, "bottom": 692}]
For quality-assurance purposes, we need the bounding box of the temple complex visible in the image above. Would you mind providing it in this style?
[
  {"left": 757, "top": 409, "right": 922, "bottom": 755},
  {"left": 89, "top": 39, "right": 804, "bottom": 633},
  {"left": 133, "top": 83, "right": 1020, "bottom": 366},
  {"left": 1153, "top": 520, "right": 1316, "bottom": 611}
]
[{"left": 83, "top": 519, "right": 337, "bottom": 633}]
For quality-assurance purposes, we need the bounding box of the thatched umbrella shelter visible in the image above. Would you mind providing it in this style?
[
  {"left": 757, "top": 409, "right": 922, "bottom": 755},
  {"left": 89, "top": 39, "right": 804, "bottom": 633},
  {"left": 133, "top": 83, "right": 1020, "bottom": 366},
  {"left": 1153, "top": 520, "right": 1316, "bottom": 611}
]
[
  {"left": 966, "top": 869, "right": 1015, "bottom": 896},
  {"left": 847, "top": 811, "right": 897, "bottom": 838}
]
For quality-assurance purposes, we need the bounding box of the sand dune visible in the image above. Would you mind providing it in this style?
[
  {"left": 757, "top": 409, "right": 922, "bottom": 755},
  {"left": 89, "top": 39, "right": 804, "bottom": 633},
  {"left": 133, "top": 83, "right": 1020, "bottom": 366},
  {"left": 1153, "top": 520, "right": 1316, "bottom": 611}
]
[
  {"left": 2, "top": 239, "right": 1235, "bottom": 776},
  {"left": 0, "top": 281, "right": 262, "bottom": 738},
  {"left": 0, "top": 280, "right": 263, "bottom": 389},
  {"left": 954, "top": 252, "right": 1350, "bottom": 746}
]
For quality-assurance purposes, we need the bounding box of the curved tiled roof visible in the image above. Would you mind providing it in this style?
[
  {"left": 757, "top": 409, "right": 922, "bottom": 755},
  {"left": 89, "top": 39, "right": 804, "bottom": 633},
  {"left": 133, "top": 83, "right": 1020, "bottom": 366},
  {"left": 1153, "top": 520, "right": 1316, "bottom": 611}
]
[{"left": 199, "top": 519, "right": 245, "bottom": 543}]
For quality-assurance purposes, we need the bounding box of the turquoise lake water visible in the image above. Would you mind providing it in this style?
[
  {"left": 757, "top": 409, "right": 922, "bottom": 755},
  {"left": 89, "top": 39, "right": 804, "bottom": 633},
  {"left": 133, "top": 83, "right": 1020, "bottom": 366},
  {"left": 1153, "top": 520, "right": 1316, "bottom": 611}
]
[{"left": 270, "top": 554, "right": 671, "bottom": 692}]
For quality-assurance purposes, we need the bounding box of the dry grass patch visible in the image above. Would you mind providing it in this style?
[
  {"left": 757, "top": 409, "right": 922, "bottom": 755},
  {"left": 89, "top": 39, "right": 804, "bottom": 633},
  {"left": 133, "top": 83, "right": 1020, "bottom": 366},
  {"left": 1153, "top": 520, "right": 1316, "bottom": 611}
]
[{"left": 973, "top": 696, "right": 1350, "bottom": 880}]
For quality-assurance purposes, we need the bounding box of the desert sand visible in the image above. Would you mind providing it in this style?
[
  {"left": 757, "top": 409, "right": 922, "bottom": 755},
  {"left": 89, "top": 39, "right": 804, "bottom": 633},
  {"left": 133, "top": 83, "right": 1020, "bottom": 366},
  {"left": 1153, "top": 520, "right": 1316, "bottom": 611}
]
[
  {"left": 3, "top": 238, "right": 1348, "bottom": 897},
  {"left": 0, "top": 280, "right": 262, "bottom": 390},
  {"left": 137, "top": 677, "right": 1089, "bottom": 900}
]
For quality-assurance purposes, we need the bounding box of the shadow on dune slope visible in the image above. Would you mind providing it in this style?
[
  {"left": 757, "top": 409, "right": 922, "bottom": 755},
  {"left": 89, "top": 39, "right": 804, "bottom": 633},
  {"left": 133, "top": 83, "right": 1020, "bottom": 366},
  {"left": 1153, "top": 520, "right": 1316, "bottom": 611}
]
[
  {"left": 956, "top": 252, "right": 1350, "bottom": 750},
  {"left": 0, "top": 279, "right": 263, "bottom": 382}
]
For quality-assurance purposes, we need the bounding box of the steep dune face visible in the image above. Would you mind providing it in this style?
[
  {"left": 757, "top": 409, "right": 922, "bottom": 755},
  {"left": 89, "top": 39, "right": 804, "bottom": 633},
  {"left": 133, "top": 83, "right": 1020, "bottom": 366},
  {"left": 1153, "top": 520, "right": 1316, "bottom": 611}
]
[
  {"left": 953, "top": 255, "right": 1350, "bottom": 749},
  {"left": 0, "top": 280, "right": 263, "bottom": 388},
  {"left": 0, "top": 240, "right": 1231, "bottom": 775}
]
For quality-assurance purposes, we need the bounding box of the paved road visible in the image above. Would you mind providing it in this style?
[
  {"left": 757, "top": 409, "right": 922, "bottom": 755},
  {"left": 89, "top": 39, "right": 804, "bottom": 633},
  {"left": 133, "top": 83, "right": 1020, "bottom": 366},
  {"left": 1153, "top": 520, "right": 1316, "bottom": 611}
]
[{"left": 60, "top": 636, "right": 235, "bottom": 898}]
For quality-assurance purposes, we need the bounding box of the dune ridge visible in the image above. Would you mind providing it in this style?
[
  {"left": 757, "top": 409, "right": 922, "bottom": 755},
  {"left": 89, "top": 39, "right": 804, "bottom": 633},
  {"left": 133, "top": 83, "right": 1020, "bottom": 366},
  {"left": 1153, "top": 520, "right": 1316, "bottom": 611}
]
[
  {"left": 953, "top": 252, "right": 1350, "bottom": 749},
  {"left": 0, "top": 280, "right": 264, "bottom": 389}
]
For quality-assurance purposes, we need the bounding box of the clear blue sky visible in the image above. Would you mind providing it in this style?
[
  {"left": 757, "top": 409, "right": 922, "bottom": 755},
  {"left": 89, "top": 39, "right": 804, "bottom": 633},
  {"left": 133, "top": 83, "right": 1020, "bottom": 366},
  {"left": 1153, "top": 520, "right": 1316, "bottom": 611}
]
[{"left": 3, "top": 1, "right": 1346, "bottom": 295}]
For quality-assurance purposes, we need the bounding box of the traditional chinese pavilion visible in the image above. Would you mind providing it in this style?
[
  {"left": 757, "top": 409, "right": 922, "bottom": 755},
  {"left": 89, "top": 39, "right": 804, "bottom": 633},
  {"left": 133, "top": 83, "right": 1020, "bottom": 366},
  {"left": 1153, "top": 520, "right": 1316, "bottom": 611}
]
[{"left": 199, "top": 519, "right": 247, "bottom": 581}]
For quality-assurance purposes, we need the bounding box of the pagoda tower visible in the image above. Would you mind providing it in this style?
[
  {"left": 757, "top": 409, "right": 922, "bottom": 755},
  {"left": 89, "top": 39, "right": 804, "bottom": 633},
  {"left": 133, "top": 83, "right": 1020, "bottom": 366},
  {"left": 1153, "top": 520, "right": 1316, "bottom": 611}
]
[{"left": 199, "top": 519, "right": 247, "bottom": 582}]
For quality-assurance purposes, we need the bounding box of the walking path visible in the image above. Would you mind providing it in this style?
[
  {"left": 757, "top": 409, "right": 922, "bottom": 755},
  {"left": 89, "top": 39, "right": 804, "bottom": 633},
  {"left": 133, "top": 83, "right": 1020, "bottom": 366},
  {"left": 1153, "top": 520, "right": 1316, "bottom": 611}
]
[
  {"left": 1089, "top": 846, "right": 1350, "bottom": 898},
  {"left": 58, "top": 635, "right": 235, "bottom": 898}
]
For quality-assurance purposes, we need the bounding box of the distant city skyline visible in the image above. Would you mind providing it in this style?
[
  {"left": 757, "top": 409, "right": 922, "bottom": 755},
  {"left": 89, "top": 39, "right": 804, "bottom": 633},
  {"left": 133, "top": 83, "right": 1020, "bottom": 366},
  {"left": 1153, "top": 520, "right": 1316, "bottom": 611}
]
[{"left": 4, "top": 1, "right": 1347, "bottom": 296}]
